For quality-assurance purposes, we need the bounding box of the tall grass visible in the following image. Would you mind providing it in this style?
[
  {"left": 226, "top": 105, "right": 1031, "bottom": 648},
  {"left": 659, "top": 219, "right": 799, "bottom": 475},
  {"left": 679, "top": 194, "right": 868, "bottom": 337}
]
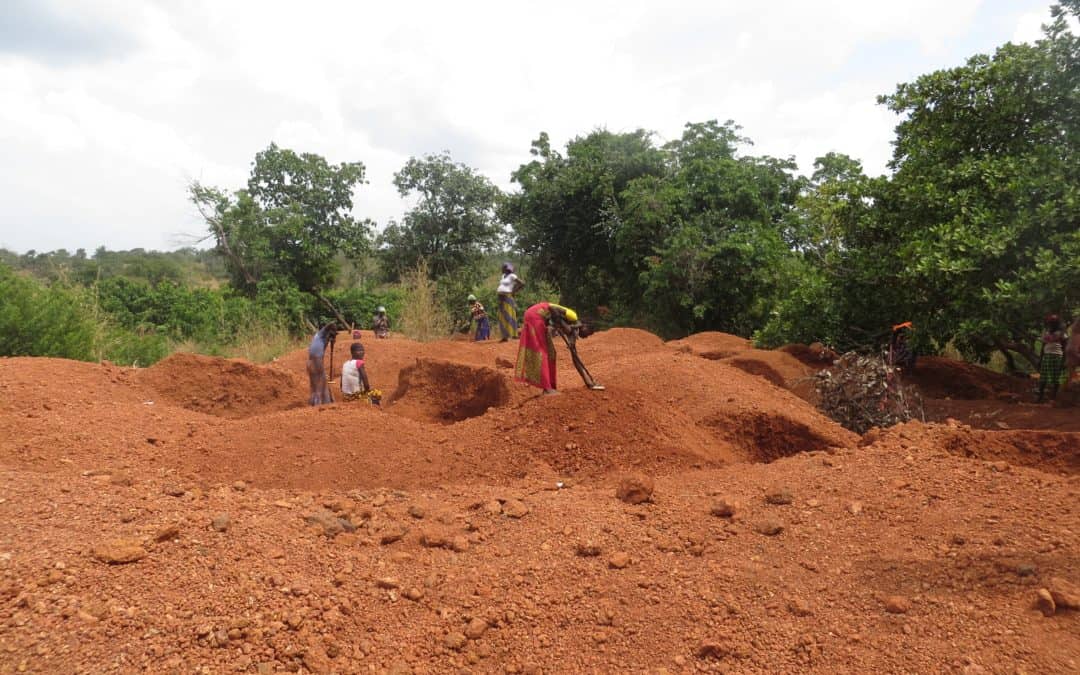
[{"left": 397, "top": 260, "right": 452, "bottom": 342}]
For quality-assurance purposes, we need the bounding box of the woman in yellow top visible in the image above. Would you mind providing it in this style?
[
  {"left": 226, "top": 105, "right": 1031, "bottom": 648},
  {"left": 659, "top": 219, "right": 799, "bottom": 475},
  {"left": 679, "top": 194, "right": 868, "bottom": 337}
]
[{"left": 514, "top": 302, "right": 604, "bottom": 394}]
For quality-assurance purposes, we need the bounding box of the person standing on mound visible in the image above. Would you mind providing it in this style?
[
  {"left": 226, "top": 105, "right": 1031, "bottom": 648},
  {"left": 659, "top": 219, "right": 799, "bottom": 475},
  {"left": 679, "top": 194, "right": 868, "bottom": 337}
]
[
  {"left": 496, "top": 262, "right": 524, "bottom": 342},
  {"left": 307, "top": 322, "right": 337, "bottom": 406},
  {"left": 514, "top": 302, "right": 604, "bottom": 394},
  {"left": 372, "top": 306, "right": 390, "bottom": 339}
]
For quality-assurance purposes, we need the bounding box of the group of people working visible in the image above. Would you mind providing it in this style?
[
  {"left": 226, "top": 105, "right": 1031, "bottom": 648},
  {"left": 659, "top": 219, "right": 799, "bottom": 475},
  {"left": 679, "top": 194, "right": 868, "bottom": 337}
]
[{"left": 306, "top": 261, "right": 604, "bottom": 405}]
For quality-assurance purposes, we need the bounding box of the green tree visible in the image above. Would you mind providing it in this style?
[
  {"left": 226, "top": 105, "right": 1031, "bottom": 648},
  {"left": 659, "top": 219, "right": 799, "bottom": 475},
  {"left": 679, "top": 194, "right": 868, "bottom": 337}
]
[
  {"left": 190, "top": 144, "right": 372, "bottom": 299},
  {"left": 875, "top": 1, "right": 1080, "bottom": 366},
  {"left": 378, "top": 152, "right": 504, "bottom": 281},
  {"left": 503, "top": 129, "right": 667, "bottom": 310}
]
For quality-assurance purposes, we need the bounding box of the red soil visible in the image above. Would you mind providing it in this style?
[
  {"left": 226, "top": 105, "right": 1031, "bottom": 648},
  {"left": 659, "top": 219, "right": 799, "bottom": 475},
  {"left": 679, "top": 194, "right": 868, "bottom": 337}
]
[{"left": 0, "top": 330, "right": 1077, "bottom": 673}]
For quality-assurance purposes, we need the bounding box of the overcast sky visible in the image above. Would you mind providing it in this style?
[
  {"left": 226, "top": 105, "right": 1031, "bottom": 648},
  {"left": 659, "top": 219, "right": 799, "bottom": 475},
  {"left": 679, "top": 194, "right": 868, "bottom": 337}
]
[{"left": 0, "top": 0, "right": 1058, "bottom": 253}]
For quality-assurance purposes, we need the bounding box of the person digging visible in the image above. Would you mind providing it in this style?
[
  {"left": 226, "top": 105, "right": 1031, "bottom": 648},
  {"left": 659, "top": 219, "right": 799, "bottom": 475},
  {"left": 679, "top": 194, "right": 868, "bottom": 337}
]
[{"left": 514, "top": 301, "right": 604, "bottom": 395}]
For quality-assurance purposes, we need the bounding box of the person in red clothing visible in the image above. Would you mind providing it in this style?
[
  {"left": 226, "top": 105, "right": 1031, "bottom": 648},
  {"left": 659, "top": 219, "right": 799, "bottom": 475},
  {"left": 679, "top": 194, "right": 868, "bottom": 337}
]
[{"left": 514, "top": 302, "right": 603, "bottom": 394}]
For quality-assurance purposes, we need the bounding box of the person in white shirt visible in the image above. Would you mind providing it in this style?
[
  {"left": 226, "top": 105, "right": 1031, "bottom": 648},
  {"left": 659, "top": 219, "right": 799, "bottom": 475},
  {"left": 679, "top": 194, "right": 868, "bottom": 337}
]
[
  {"left": 496, "top": 262, "right": 525, "bottom": 342},
  {"left": 341, "top": 342, "right": 370, "bottom": 401}
]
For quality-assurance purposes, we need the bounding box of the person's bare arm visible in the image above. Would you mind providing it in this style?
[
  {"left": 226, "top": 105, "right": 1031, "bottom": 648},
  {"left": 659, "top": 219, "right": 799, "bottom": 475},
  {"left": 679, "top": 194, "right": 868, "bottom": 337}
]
[{"left": 359, "top": 365, "right": 370, "bottom": 393}]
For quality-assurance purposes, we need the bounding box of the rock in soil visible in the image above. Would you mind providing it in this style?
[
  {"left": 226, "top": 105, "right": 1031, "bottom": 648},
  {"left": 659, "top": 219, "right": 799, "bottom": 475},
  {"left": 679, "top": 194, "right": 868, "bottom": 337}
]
[
  {"left": 616, "top": 474, "right": 654, "bottom": 504},
  {"left": 764, "top": 487, "right": 793, "bottom": 505},
  {"left": 755, "top": 520, "right": 784, "bottom": 536},
  {"left": 502, "top": 499, "right": 530, "bottom": 518},
  {"left": 709, "top": 497, "right": 738, "bottom": 518},
  {"left": 1036, "top": 589, "right": 1057, "bottom": 617},
  {"left": 884, "top": 595, "right": 911, "bottom": 614},
  {"left": 211, "top": 512, "right": 230, "bottom": 532},
  {"left": 93, "top": 539, "right": 146, "bottom": 564},
  {"left": 1048, "top": 577, "right": 1080, "bottom": 610},
  {"left": 608, "top": 552, "right": 631, "bottom": 569}
]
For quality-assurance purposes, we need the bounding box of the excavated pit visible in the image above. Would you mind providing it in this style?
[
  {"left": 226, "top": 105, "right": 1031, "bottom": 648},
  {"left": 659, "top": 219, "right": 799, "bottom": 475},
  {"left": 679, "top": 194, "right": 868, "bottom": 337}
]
[{"left": 386, "top": 358, "right": 510, "bottom": 425}]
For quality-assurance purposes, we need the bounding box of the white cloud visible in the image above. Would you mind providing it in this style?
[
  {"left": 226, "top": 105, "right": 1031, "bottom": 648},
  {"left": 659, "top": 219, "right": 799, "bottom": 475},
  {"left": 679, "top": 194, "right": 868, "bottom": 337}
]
[{"left": 0, "top": 0, "right": 1061, "bottom": 252}]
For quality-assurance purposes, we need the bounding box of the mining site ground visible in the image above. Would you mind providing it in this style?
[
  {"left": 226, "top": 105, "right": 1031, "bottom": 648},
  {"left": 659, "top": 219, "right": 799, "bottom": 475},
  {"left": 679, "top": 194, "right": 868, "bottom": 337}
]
[{"left": 0, "top": 328, "right": 1077, "bottom": 673}]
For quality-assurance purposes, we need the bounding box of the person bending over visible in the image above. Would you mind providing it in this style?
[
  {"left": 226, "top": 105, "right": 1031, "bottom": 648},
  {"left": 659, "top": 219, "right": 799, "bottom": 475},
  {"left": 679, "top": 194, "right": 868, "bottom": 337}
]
[
  {"left": 514, "top": 302, "right": 603, "bottom": 395},
  {"left": 340, "top": 342, "right": 371, "bottom": 401}
]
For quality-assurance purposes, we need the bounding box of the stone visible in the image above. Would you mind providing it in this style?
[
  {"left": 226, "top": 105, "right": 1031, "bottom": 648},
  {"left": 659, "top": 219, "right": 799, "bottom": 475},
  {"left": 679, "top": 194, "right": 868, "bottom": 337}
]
[
  {"left": 153, "top": 524, "right": 181, "bottom": 543},
  {"left": 450, "top": 535, "right": 471, "bottom": 553},
  {"left": 483, "top": 500, "right": 503, "bottom": 515},
  {"left": 764, "top": 487, "right": 793, "bottom": 505},
  {"left": 608, "top": 552, "right": 631, "bottom": 569},
  {"left": 788, "top": 597, "right": 813, "bottom": 617},
  {"left": 1048, "top": 577, "right": 1080, "bottom": 610},
  {"left": 93, "top": 539, "right": 146, "bottom": 564},
  {"left": 1036, "top": 589, "right": 1056, "bottom": 617},
  {"left": 616, "top": 474, "right": 654, "bottom": 504},
  {"left": 232, "top": 481, "right": 247, "bottom": 491},
  {"left": 503, "top": 499, "right": 530, "bottom": 518},
  {"left": 847, "top": 501, "right": 863, "bottom": 516},
  {"left": 444, "top": 632, "right": 467, "bottom": 651},
  {"left": 211, "top": 513, "right": 230, "bottom": 532},
  {"left": 408, "top": 504, "right": 426, "bottom": 519},
  {"left": 755, "top": 520, "right": 784, "bottom": 536},
  {"left": 884, "top": 595, "right": 911, "bottom": 614},
  {"left": 464, "top": 617, "right": 489, "bottom": 640},
  {"left": 375, "top": 577, "right": 400, "bottom": 590},
  {"left": 420, "top": 528, "right": 450, "bottom": 548},
  {"left": 377, "top": 522, "right": 408, "bottom": 545},
  {"left": 303, "top": 510, "right": 353, "bottom": 538},
  {"left": 403, "top": 587, "right": 424, "bottom": 601},
  {"left": 709, "top": 497, "right": 738, "bottom": 518},
  {"left": 162, "top": 484, "right": 185, "bottom": 497},
  {"left": 575, "top": 541, "right": 602, "bottom": 557}
]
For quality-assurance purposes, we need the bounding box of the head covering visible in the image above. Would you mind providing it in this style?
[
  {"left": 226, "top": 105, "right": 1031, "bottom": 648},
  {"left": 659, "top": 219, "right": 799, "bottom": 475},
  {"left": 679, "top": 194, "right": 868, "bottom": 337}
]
[
  {"left": 1046, "top": 313, "right": 1059, "bottom": 323},
  {"left": 564, "top": 308, "right": 578, "bottom": 323},
  {"left": 892, "top": 321, "right": 913, "bottom": 332},
  {"left": 502, "top": 262, "right": 514, "bottom": 274},
  {"left": 376, "top": 306, "right": 386, "bottom": 314},
  {"left": 467, "top": 294, "right": 477, "bottom": 302}
]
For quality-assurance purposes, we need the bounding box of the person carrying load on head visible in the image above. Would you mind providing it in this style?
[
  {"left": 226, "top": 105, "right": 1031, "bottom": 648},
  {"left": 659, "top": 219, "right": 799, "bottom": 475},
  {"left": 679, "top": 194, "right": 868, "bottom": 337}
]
[
  {"left": 307, "top": 322, "right": 337, "bottom": 406},
  {"left": 340, "top": 342, "right": 371, "bottom": 402},
  {"left": 496, "top": 262, "right": 524, "bottom": 342},
  {"left": 373, "top": 306, "right": 390, "bottom": 339},
  {"left": 468, "top": 294, "right": 491, "bottom": 341},
  {"left": 1037, "top": 314, "right": 1067, "bottom": 403},
  {"left": 515, "top": 302, "right": 604, "bottom": 395}
]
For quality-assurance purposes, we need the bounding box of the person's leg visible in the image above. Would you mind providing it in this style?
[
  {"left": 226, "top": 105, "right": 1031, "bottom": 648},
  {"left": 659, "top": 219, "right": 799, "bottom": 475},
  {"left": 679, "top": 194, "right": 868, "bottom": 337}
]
[{"left": 307, "top": 358, "right": 321, "bottom": 406}]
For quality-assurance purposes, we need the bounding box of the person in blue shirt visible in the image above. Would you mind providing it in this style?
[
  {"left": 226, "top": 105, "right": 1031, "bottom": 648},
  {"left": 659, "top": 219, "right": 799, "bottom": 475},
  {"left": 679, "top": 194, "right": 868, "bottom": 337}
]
[{"left": 307, "top": 323, "right": 337, "bottom": 405}]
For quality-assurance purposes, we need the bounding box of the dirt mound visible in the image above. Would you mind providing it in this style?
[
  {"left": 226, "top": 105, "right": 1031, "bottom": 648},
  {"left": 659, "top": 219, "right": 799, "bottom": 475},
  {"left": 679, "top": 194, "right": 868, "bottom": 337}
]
[
  {"left": 779, "top": 342, "right": 838, "bottom": 366},
  {"left": 906, "top": 356, "right": 1026, "bottom": 401},
  {"left": 719, "top": 349, "right": 814, "bottom": 394},
  {"left": 667, "top": 331, "right": 753, "bottom": 359},
  {"left": 388, "top": 359, "right": 510, "bottom": 424},
  {"left": 597, "top": 350, "right": 857, "bottom": 461},
  {"left": 137, "top": 352, "right": 303, "bottom": 418}
]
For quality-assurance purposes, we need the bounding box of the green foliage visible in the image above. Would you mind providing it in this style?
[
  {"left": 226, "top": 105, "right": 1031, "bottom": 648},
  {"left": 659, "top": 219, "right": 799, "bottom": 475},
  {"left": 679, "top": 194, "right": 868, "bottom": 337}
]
[
  {"left": 504, "top": 121, "right": 801, "bottom": 337},
  {"left": 379, "top": 152, "right": 504, "bottom": 281},
  {"left": 190, "top": 143, "right": 372, "bottom": 296},
  {"left": 0, "top": 264, "right": 99, "bottom": 360},
  {"left": 870, "top": 3, "right": 1080, "bottom": 364}
]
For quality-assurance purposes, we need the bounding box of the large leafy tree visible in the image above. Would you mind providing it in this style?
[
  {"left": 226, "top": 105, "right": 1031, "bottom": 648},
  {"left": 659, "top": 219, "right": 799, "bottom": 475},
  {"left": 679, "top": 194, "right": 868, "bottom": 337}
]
[
  {"left": 874, "top": 1, "right": 1080, "bottom": 366},
  {"left": 503, "top": 129, "right": 667, "bottom": 310},
  {"left": 378, "top": 152, "right": 504, "bottom": 281},
  {"left": 628, "top": 121, "right": 803, "bottom": 335},
  {"left": 190, "top": 144, "right": 371, "bottom": 299}
]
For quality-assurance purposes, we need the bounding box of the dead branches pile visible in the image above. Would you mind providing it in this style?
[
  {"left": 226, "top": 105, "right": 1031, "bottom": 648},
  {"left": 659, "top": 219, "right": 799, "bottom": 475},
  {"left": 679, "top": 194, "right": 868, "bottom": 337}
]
[{"left": 813, "top": 351, "right": 924, "bottom": 434}]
